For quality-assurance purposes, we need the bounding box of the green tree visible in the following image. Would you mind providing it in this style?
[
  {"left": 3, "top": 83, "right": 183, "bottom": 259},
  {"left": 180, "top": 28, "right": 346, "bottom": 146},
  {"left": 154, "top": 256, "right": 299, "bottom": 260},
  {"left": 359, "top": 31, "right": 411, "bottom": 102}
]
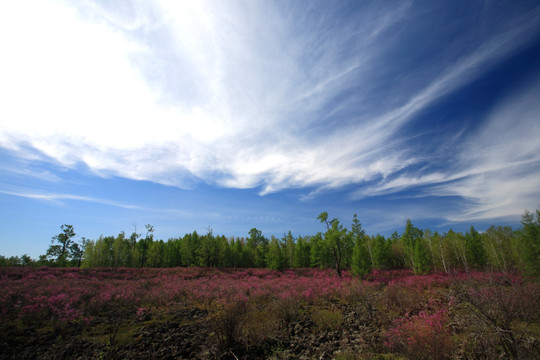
[
  {"left": 218, "top": 235, "right": 233, "bottom": 267},
  {"left": 231, "top": 237, "right": 246, "bottom": 268},
  {"left": 294, "top": 236, "right": 311, "bottom": 267},
  {"left": 147, "top": 240, "right": 165, "bottom": 267},
  {"left": 127, "top": 230, "right": 141, "bottom": 266},
  {"left": 317, "top": 212, "right": 353, "bottom": 278},
  {"left": 70, "top": 237, "right": 88, "bottom": 267},
  {"left": 47, "top": 225, "right": 76, "bottom": 266},
  {"left": 350, "top": 214, "right": 371, "bottom": 278},
  {"left": 181, "top": 231, "right": 200, "bottom": 267},
  {"left": 400, "top": 219, "right": 424, "bottom": 272},
  {"left": 484, "top": 226, "right": 515, "bottom": 273},
  {"left": 199, "top": 229, "right": 220, "bottom": 267},
  {"left": 372, "top": 234, "right": 392, "bottom": 269},
  {"left": 413, "top": 238, "right": 430, "bottom": 274},
  {"left": 247, "top": 228, "right": 268, "bottom": 268},
  {"left": 352, "top": 240, "right": 371, "bottom": 278},
  {"left": 138, "top": 224, "right": 154, "bottom": 267},
  {"left": 388, "top": 231, "right": 406, "bottom": 268},
  {"left": 446, "top": 229, "right": 469, "bottom": 272},
  {"left": 283, "top": 231, "right": 296, "bottom": 268},
  {"left": 520, "top": 209, "right": 540, "bottom": 274},
  {"left": 112, "top": 232, "right": 128, "bottom": 269},
  {"left": 163, "top": 238, "right": 182, "bottom": 267},
  {"left": 266, "top": 236, "right": 285, "bottom": 271},
  {"left": 20, "top": 254, "right": 34, "bottom": 267},
  {"left": 465, "top": 226, "right": 487, "bottom": 269},
  {"left": 432, "top": 231, "right": 449, "bottom": 273},
  {"left": 310, "top": 232, "right": 330, "bottom": 268}
]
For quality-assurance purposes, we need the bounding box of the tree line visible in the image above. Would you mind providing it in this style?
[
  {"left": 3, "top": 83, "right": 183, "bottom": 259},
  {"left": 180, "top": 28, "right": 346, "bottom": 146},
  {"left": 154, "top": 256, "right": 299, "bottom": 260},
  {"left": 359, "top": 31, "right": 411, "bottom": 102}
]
[{"left": 2, "top": 210, "right": 540, "bottom": 276}]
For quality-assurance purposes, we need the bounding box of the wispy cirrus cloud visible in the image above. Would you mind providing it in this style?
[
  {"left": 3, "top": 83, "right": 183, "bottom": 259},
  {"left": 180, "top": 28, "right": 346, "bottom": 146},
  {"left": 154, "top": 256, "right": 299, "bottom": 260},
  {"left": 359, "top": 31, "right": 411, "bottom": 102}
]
[
  {"left": 435, "top": 78, "right": 540, "bottom": 221},
  {"left": 0, "top": 0, "right": 539, "bottom": 225},
  {"left": 0, "top": 189, "right": 142, "bottom": 210},
  {"left": 356, "top": 76, "right": 540, "bottom": 222}
]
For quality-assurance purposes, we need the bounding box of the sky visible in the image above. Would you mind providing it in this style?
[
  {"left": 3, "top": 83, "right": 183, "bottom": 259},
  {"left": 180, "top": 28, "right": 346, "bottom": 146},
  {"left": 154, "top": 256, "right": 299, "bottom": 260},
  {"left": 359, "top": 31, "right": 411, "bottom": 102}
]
[{"left": 1, "top": 0, "right": 540, "bottom": 258}]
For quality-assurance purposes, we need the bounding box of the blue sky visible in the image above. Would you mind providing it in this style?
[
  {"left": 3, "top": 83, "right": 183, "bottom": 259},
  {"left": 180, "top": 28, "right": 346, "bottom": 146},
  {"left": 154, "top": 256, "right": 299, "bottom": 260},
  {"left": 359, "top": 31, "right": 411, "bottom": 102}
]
[{"left": 1, "top": 1, "right": 540, "bottom": 258}]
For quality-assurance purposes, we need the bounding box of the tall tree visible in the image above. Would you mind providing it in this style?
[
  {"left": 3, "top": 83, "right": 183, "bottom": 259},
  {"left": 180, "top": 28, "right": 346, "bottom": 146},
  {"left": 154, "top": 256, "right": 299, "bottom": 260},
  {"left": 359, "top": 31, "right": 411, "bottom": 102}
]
[
  {"left": 147, "top": 240, "right": 165, "bottom": 267},
  {"left": 138, "top": 224, "right": 154, "bottom": 267},
  {"left": 70, "top": 237, "right": 88, "bottom": 267},
  {"left": 432, "top": 231, "right": 449, "bottom": 273},
  {"left": 446, "top": 229, "right": 469, "bottom": 272},
  {"left": 294, "top": 236, "right": 311, "bottom": 268},
  {"left": 266, "top": 236, "right": 285, "bottom": 271},
  {"left": 400, "top": 219, "right": 424, "bottom": 272},
  {"left": 484, "top": 226, "right": 514, "bottom": 273},
  {"left": 372, "top": 234, "right": 392, "bottom": 269},
  {"left": 112, "top": 232, "right": 128, "bottom": 269},
  {"left": 520, "top": 209, "right": 540, "bottom": 274},
  {"left": 465, "top": 226, "right": 487, "bottom": 269},
  {"left": 310, "top": 233, "right": 330, "bottom": 268},
  {"left": 318, "top": 212, "right": 353, "bottom": 278},
  {"left": 199, "top": 229, "right": 220, "bottom": 267},
  {"left": 231, "top": 237, "right": 245, "bottom": 268},
  {"left": 351, "top": 214, "right": 371, "bottom": 278},
  {"left": 47, "top": 225, "right": 76, "bottom": 266},
  {"left": 283, "top": 231, "right": 296, "bottom": 269},
  {"left": 247, "top": 228, "right": 268, "bottom": 268},
  {"left": 413, "top": 238, "right": 430, "bottom": 274}
]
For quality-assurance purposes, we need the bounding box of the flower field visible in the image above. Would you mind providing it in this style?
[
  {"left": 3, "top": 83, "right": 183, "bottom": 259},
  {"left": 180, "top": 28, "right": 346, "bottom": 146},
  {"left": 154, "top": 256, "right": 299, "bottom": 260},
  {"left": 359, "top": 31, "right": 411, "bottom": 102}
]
[{"left": 1, "top": 267, "right": 539, "bottom": 359}]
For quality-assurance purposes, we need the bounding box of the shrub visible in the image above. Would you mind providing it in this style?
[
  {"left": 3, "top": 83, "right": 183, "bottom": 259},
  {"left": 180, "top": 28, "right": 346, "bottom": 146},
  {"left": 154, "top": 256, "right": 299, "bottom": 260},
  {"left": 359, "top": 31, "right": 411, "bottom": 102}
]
[
  {"left": 451, "top": 276, "right": 540, "bottom": 359},
  {"left": 311, "top": 307, "right": 343, "bottom": 332},
  {"left": 385, "top": 309, "right": 453, "bottom": 360},
  {"left": 208, "top": 299, "right": 248, "bottom": 353},
  {"left": 272, "top": 294, "right": 303, "bottom": 325},
  {"left": 383, "top": 282, "right": 424, "bottom": 315},
  {"left": 346, "top": 279, "right": 380, "bottom": 321},
  {"left": 241, "top": 305, "right": 283, "bottom": 349}
]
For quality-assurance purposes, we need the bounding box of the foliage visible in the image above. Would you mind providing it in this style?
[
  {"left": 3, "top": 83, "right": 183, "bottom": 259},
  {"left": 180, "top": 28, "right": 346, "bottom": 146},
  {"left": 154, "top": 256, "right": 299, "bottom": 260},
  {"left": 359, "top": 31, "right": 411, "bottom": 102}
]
[
  {"left": 318, "top": 212, "right": 354, "bottom": 277},
  {"left": 351, "top": 214, "right": 372, "bottom": 278},
  {"left": 46, "top": 224, "right": 77, "bottom": 266},
  {"left": 385, "top": 308, "right": 453, "bottom": 359},
  {"left": 2, "top": 266, "right": 539, "bottom": 359},
  {"left": 401, "top": 219, "right": 427, "bottom": 274},
  {"left": 465, "top": 226, "right": 487, "bottom": 269},
  {"left": 311, "top": 307, "right": 343, "bottom": 332},
  {"left": 451, "top": 275, "right": 540, "bottom": 359},
  {"left": 4, "top": 209, "right": 540, "bottom": 280},
  {"left": 520, "top": 209, "right": 540, "bottom": 274}
]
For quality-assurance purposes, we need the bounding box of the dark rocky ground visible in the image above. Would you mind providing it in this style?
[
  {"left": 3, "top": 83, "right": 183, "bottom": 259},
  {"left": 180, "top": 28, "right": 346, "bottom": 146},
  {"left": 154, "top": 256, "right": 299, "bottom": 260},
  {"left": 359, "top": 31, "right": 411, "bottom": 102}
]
[{"left": 0, "top": 304, "right": 387, "bottom": 360}]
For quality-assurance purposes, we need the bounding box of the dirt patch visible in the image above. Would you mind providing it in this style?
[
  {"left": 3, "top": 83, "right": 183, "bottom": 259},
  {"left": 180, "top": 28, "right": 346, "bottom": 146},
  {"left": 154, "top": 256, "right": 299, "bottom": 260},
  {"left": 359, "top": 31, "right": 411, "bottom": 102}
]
[{"left": 0, "top": 303, "right": 385, "bottom": 360}]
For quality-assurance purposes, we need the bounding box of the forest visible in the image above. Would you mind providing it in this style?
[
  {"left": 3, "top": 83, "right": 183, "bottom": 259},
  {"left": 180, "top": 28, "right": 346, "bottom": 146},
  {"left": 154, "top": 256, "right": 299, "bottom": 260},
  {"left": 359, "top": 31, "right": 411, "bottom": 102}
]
[{"left": 2, "top": 210, "right": 540, "bottom": 277}]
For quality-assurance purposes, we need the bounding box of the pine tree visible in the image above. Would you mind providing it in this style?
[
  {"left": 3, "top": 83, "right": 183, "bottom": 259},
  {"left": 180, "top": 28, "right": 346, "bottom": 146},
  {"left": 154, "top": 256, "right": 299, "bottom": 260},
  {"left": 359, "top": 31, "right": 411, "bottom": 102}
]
[
  {"left": 520, "top": 209, "right": 540, "bottom": 274},
  {"left": 413, "top": 239, "right": 430, "bottom": 274},
  {"left": 465, "top": 226, "right": 487, "bottom": 269}
]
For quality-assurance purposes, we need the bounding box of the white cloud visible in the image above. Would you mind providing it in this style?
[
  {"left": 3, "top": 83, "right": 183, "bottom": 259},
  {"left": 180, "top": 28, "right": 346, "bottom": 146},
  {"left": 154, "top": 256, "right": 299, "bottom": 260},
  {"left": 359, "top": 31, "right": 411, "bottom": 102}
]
[
  {"left": 0, "top": 0, "right": 539, "bottom": 221},
  {"left": 0, "top": 0, "right": 410, "bottom": 190},
  {"left": 436, "top": 79, "right": 540, "bottom": 221},
  {"left": 0, "top": 189, "right": 142, "bottom": 210},
  {"left": 358, "top": 77, "right": 540, "bottom": 222}
]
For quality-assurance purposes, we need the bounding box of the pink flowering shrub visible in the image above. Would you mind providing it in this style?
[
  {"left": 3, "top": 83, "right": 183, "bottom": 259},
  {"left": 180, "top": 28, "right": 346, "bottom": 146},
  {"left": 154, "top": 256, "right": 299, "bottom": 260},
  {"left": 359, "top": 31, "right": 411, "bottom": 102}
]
[
  {"left": 0, "top": 263, "right": 526, "bottom": 359},
  {"left": 383, "top": 282, "right": 424, "bottom": 314},
  {"left": 0, "top": 267, "right": 358, "bottom": 328},
  {"left": 451, "top": 276, "right": 540, "bottom": 358},
  {"left": 385, "top": 308, "right": 453, "bottom": 360}
]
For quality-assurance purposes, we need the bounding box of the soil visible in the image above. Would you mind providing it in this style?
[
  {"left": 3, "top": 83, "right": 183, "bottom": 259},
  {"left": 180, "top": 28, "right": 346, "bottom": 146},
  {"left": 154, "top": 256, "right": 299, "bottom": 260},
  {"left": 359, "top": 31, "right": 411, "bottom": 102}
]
[{"left": 0, "top": 303, "right": 384, "bottom": 360}]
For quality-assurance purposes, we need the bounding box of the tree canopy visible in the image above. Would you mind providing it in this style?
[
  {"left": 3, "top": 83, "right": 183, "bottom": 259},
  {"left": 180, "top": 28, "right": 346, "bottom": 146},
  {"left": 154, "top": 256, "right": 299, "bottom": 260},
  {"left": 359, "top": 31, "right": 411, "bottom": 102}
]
[{"left": 3, "top": 210, "right": 540, "bottom": 277}]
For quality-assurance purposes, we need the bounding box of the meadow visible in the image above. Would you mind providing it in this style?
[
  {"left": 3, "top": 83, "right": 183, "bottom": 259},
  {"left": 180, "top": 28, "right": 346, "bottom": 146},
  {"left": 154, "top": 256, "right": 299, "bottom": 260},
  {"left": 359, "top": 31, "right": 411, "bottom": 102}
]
[{"left": 1, "top": 267, "right": 539, "bottom": 359}]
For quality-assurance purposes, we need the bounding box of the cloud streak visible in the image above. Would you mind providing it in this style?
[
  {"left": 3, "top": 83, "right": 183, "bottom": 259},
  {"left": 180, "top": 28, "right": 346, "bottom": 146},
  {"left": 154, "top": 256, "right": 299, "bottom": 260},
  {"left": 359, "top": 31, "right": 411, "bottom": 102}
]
[
  {"left": 1, "top": 0, "right": 539, "bottom": 225},
  {"left": 0, "top": 189, "right": 142, "bottom": 210}
]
